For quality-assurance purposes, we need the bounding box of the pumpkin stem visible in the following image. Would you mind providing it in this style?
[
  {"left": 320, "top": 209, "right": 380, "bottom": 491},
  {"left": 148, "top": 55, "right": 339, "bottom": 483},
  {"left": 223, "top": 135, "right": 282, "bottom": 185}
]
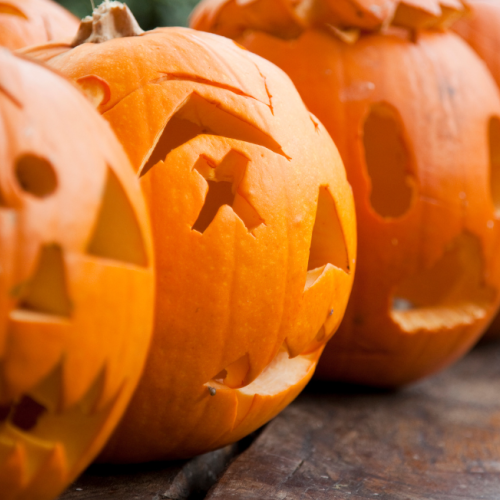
[{"left": 72, "top": 0, "right": 143, "bottom": 47}]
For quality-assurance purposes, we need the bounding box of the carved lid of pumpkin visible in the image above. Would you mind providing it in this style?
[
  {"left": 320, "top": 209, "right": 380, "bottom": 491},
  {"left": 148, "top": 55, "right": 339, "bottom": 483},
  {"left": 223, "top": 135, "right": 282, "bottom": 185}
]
[{"left": 190, "top": 0, "right": 468, "bottom": 40}]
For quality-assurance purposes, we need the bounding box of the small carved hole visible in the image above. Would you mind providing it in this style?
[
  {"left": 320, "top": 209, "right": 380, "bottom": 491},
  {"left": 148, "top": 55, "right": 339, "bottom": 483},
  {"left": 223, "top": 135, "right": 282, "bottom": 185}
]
[
  {"left": 489, "top": 116, "right": 500, "bottom": 215},
  {"left": 18, "top": 244, "right": 72, "bottom": 317},
  {"left": 363, "top": 103, "right": 414, "bottom": 218},
  {"left": 11, "top": 396, "right": 46, "bottom": 431},
  {"left": 76, "top": 75, "right": 111, "bottom": 108},
  {"left": 87, "top": 168, "right": 148, "bottom": 267},
  {"left": 15, "top": 154, "right": 57, "bottom": 198}
]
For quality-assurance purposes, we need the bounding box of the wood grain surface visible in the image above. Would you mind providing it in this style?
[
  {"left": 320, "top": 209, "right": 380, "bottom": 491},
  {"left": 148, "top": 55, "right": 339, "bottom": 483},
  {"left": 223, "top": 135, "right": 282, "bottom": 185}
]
[
  {"left": 59, "top": 443, "right": 241, "bottom": 499},
  {"left": 59, "top": 340, "right": 500, "bottom": 499}
]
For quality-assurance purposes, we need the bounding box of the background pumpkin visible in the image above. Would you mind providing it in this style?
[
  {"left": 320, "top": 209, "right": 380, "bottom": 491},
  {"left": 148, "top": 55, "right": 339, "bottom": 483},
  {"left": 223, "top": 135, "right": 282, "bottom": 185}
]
[
  {"left": 192, "top": 0, "right": 500, "bottom": 386},
  {"left": 23, "top": 2, "right": 356, "bottom": 461},
  {"left": 452, "top": 0, "right": 500, "bottom": 339},
  {"left": 0, "top": 0, "right": 78, "bottom": 50},
  {"left": 0, "top": 49, "right": 154, "bottom": 499}
]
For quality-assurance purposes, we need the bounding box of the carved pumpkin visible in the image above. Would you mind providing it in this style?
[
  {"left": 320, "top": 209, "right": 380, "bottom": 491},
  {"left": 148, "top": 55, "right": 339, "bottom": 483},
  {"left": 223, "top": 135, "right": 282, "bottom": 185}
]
[
  {"left": 192, "top": 0, "right": 500, "bottom": 386},
  {"left": 0, "top": 0, "right": 78, "bottom": 51},
  {"left": 0, "top": 49, "right": 154, "bottom": 499},
  {"left": 23, "top": 2, "right": 356, "bottom": 460},
  {"left": 452, "top": 0, "right": 500, "bottom": 339}
]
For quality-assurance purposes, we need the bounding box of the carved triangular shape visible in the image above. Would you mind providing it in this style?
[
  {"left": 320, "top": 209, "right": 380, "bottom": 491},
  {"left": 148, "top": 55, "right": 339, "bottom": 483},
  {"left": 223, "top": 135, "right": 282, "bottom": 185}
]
[
  {"left": 18, "top": 244, "right": 72, "bottom": 317},
  {"left": 87, "top": 168, "right": 148, "bottom": 267},
  {"left": 307, "top": 186, "right": 349, "bottom": 274}
]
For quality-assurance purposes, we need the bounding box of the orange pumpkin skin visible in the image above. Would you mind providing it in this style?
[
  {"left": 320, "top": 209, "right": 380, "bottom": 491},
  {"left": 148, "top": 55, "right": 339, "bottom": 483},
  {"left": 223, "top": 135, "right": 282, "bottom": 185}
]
[
  {"left": 0, "top": 0, "right": 78, "bottom": 51},
  {"left": 192, "top": 0, "right": 500, "bottom": 386},
  {"left": 0, "top": 49, "right": 154, "bottom": 499},
  {"left": 24, "top": 10, "right": 356, "bottom": 460},
  {"left": 452, "top": 0, "right": 500, "bottom": 339}
]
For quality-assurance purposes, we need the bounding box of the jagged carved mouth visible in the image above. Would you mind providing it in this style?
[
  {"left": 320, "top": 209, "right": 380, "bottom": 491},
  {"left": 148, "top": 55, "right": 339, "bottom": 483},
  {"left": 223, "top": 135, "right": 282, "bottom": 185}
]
[
  {"left": 0, "top": 362, "right": 116, "bottom": 490},
  {"left": 390, "top": 232, "right": 496, "bottom": 332}
]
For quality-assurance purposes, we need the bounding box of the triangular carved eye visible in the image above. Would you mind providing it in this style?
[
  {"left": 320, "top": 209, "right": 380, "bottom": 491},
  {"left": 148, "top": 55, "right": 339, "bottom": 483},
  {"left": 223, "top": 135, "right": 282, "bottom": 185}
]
[
  {"left": 17, "top": 244, "right": 72, "bottom": 317},
  {"left": 87, "top": 168, "right": 148, "bottom": 267},
  {"left": 307, "top": 186, "right": 349, "bottom": 277}
]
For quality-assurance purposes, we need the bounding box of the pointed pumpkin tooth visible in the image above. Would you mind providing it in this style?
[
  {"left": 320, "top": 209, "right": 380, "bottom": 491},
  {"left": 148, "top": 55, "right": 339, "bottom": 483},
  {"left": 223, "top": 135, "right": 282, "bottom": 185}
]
[
  {"left": 22, "top": 443, "right": 67, "bottom": 500},
  {"left": 28, "top": 363, "right": 63, "bottom": 414},
  {"left": 0, "top": 441, "right": 27, "bottom": 500},
  {"left": 78, "top": 368, "right": 105, "bottom": 414},
  {"left": 2, "top": 424, "right": 55, "bottom": 482},
  {"left": 4, "top": 311, "right": 68, "bottom": 401}
]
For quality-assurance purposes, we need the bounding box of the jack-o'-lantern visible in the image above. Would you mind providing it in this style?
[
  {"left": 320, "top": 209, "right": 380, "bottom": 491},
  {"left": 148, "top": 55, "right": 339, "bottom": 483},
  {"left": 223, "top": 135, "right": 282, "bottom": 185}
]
[
  {"left": 0, "top": 0, "right": 78, "bottom": 50},
  {"left": 192, "top": 0, "right": 500, "bottom": 386},
  {"left": 452, "top": 0, "right": 500, "bottom": 339},
  {"left": 23, "top": 1, "right": 356, "bottom": 460},
  {"left": 0, "top": 49, "right": 154, "bottom": 499}
]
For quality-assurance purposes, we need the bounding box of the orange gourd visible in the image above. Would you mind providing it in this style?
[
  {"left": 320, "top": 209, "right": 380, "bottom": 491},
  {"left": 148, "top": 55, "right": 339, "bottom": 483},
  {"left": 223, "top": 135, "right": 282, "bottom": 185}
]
[
  {"left": 192, "top": 0, "right": 500, "bottom": 386},
  {"left": 24, "top": 2, "right": 356, "bottom": 461},
  {"left": 0, "top": 0, "right": 78, "bottom": 50},
  {"left": 0, "top": 49, "right": 154, "bottom": 499},
  {"left": 452, "top": 0, "right": 500, "bottom": 339}
]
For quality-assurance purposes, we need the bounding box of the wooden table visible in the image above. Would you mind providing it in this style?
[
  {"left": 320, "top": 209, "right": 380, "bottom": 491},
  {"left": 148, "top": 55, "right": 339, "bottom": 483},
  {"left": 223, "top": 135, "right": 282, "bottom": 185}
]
[{"left": 59, "top": 339, "right": 500, "bottom": 499}]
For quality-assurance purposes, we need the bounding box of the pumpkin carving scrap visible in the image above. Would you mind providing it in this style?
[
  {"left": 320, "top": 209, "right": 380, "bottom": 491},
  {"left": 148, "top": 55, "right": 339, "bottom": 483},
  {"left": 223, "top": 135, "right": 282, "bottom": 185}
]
[
  {"left": 192, "top": 0, "right": 500, "bottom": 386},
  {"left": 0, "top": 0, "right": 78, "bottom": 51},
  {"left": 0, "top": 49, "right": 154, "bottom": 499},
  {"left": 24, "top": 1, "right": 357, "bottom": 461}
]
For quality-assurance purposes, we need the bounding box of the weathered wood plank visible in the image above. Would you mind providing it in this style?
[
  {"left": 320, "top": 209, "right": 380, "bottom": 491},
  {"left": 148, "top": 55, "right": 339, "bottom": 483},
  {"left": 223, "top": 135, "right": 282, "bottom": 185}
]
[
  {"left": 58, "top": 443, "right": 240, "bottom": 500},
  {"left": 207, "top": 340, "right": 500, "bottom": 499}
]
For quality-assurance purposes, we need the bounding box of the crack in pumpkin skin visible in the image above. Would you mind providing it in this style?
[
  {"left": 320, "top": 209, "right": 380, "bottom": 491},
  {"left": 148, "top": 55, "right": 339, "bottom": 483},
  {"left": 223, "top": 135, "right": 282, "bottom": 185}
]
[
  {"left": 21, "top": 28, "right": 272, "bottom": 115},
  {"left": 151, "top": 73, "right": 272, "bottom": 109},
  {"left": 191, "top": 1, "right": 500, "bottom": 387}
]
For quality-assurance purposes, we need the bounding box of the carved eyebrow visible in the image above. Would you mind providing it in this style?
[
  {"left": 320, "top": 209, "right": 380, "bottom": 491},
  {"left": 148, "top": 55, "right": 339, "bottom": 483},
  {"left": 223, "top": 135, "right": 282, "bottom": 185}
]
[{"left": 139, "top": 91, "right": 289, "bottom": 178}]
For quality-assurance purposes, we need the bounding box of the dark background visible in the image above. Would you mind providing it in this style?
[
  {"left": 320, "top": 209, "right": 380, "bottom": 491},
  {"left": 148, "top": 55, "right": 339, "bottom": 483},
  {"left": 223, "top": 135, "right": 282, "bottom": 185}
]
[{"left": 54, "top": 0, "right": 203, "bottom": 31}]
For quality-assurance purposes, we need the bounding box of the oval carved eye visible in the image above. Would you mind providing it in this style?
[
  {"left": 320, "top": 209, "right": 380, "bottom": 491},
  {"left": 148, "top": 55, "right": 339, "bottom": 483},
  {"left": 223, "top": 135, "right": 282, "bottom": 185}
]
[
  {"left": 363, "top": 102, "right": 415, "bottom": 219},
  {"left": 489, "top": 116, "right": 500, "bottom": 215},
  {"left": 15, "top": 154, "right": 58, "bottom": 198}
]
